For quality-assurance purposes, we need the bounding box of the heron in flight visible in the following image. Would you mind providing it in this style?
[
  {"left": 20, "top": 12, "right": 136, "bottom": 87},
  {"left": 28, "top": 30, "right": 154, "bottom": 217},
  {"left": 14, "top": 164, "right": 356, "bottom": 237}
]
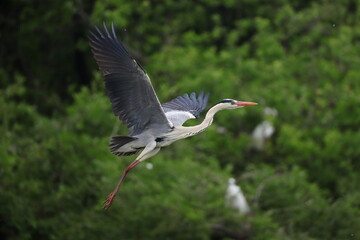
[{"left": 89, "top": 23, "right": 258, "bottom": 209}]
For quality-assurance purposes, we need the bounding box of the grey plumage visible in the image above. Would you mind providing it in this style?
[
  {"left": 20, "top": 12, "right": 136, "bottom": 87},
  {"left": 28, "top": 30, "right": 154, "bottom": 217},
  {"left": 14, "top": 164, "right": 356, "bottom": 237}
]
[
  {"left": 89, "top": 23, "right": 172, "bottom": 135},
  {"left": 162, "top": 92, "right": 210, "bottom": 126},
  {"left": 162, "top": 92, "right": 210, "bottom": 118},
  {"left": 109, "top": 135, "right": 139, "bottom": 156}
]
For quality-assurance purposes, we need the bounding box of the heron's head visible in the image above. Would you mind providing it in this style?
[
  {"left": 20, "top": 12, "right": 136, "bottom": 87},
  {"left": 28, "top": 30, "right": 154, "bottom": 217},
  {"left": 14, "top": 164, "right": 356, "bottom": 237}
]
[{"left": 217, "top": 99, "right": 258, "bottom": 110}]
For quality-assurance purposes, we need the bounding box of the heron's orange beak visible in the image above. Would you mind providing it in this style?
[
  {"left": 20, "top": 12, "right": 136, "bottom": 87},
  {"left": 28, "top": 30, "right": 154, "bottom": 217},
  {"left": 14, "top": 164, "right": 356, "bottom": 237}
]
[{"left": 236, "top": 101, "right": 258, "bottom": 106}]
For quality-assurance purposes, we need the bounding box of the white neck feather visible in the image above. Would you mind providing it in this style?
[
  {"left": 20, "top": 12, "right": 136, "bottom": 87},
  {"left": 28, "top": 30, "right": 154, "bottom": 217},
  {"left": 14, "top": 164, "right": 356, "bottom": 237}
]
[{"left": 183, "top": 104, "right": 225, "bottom": 134}]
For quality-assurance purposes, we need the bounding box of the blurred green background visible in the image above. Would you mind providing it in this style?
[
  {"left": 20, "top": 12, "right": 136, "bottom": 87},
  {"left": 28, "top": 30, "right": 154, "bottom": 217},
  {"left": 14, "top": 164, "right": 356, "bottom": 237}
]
[{"left": 1, "top": 0, "right": 359, "bottom": 239}]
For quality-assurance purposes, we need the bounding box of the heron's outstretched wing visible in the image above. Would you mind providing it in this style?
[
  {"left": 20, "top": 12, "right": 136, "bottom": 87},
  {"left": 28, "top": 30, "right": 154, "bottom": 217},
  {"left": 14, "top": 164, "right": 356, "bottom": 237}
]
[
  {"left": 89, "top": 23, "right": 172, "bottom": 135},
  {"left": 162, "top": 92, "right": 210, "bottom": 126}
]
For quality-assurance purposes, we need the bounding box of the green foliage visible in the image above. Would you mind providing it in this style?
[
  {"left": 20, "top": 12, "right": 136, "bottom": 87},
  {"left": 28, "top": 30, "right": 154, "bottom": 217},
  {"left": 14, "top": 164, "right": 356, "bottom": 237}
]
[
  {"left": 1, "top": 0, "right": 360, "bottom": 239},
  {"left": 0, "top": 80, "right": 239, "bottom": 240}
]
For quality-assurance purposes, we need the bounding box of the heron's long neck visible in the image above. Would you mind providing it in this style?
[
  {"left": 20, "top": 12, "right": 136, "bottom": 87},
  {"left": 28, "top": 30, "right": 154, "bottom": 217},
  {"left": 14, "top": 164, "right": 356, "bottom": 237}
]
[{"left": 186, "top": 104, "right": 223, "bottom": 134}]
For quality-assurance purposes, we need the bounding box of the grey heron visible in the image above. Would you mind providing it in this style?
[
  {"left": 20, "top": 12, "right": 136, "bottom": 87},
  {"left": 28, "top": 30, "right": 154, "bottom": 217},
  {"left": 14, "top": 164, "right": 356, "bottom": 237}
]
[{"left": 89, "top": 23, "right": 258, "bottom": 209}]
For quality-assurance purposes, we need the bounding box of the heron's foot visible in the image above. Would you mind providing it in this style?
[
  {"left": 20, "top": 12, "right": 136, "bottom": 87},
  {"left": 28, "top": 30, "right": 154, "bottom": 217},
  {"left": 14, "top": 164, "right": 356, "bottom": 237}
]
[{"left": 103, "top": 192, "right": 116, "bottom": 210}]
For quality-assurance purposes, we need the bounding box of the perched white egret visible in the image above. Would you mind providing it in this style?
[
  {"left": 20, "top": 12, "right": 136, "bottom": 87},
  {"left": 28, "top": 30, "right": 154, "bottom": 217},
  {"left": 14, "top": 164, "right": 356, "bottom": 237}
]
[
  {"left": 225, "top": 178, "right": 250, "bottom": 214},
  {"left": 252, "top": 107, "right": 277, "bottom": 150}
]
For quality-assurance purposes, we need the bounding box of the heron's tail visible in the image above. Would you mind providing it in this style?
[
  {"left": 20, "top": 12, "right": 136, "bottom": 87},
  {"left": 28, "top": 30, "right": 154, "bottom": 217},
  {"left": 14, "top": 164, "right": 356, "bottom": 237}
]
[{"left": 109, "top": 135, "right": 138, "bottom": 156}]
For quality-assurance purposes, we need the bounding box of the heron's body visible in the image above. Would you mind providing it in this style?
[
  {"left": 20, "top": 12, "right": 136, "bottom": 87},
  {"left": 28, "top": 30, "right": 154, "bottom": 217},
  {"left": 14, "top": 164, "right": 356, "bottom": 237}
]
[
  {"left": 113, "top": 102, "right": 223, "bottom": 155},
  {"left": 89, "top": 23, "right": 257, "bottom": 209},
  {"left": 114, "top": 122, "right": 206, "bottom": 153}
]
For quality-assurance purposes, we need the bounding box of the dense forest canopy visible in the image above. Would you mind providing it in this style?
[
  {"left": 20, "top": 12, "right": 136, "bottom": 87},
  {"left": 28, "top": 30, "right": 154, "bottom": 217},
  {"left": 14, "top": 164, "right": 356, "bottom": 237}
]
[{"left": 1, "top": 0, "right": 359, "bottom": 239}]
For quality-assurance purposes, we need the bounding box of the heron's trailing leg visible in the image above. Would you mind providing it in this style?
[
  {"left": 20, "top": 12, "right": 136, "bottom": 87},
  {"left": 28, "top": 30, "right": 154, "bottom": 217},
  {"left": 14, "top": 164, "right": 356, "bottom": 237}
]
[
  {"left": 103, "top": 159, "right": 140, "bottom": 210},
  {"left": 103, "top": 141, "right": 160, "bottom": 209}
]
